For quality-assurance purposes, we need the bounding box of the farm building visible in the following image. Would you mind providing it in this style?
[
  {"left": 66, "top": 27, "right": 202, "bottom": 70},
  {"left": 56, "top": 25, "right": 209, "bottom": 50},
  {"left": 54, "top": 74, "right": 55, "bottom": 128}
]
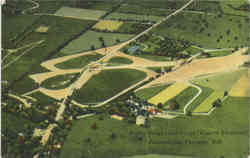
[
  {"left": 136, "top": 115, "right": 146, "bottom": 126},
  {"left": 128, "top": 46, "right": 140, "bottom": 54},
  {"left": 111, "top": 115, "right": 124, "bottom": 121}
]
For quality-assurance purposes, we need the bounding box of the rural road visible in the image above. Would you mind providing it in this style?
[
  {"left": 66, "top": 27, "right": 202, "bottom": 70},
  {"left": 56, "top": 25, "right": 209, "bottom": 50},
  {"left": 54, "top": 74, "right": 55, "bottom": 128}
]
[
  {"left": 65, "top": 0, "right": 195, "bottom": 106},
  {"left": 22, "top": 0, "right": 40, "bottom": 14},
  {"left": 183, "top": 83, "right": 202, "bottom": 114},
  {"left": 38, "top": 0, "right": 195, "bottom": 147}
]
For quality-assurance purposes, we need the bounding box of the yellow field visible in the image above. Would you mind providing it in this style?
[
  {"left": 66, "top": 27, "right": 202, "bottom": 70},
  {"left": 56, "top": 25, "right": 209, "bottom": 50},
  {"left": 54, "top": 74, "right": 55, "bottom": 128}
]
[
  {"left": 35, "top": 26, "right": 49, "bottom": 33},
  {"left": 148, "top": 82, "right": 189, "bottom": 105},
  {"left": 229, "top": 75, "right": 248, "bottom": 97},
  {"left": 193, "top": 92, "right": 223, "bottom": 113},
  {"left": 93, "top": 20, "right": 123, "bottom": 31}
]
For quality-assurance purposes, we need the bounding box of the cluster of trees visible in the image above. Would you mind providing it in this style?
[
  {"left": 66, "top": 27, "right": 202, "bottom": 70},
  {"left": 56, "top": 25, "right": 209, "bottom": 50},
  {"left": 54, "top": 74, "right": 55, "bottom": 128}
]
[{"left": 135, "top": 34, "right": 191, "bottom": 60}]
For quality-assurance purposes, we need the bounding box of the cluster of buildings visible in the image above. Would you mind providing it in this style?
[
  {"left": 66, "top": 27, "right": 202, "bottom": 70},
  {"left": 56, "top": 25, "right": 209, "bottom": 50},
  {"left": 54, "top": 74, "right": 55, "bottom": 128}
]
[{"left": 125, "top": 96, "right": 161, "bottom": 126}]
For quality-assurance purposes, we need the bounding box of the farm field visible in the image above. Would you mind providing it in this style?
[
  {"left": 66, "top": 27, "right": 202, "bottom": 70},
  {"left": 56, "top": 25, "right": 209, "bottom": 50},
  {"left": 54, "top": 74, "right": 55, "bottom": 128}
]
[
  {"left": 2, "top": 0, "right": 249, "bottom": 158},
  {"left": 2, "top": 14, "right": 39, "bottom": 48},
  {"left": 116, "top": 3, "right": 173, "bottom": 16},
  {"left": 105, "top": 12, "right": 164, "bottom": 22},
  {"left": 184, "top": 85, "right": 214, "bottom": 112},
  {"left": 229, "top": 74, "right": 248, "bottom": 97},
  {"left": 135, "top": 84, "right": 171, "bottom": 100},
  {"left": 93, "top": 20, "right": 123, "bottom": 31},
  {"left": 192, "top": 69, "right": 247, "bottom": 112},
  {"left": 72, "top": 69, "right": 146, "bottom": 104},
  {"left": 220, "top": 0, "right": 249, "bottom": 16},
  {"left": 54, "top": 7, "right": 107, "bottom": 20},
  {"left": 61, "top": 31, "right": 134, "bottom": 55},
  {"left": 166, "top": 86, "right": 199, "bottom": 112},
  {"left": 61, "top": 96, "right": 249, "bottom": 158},
  {"left": 55, "top": 54, "right": 104, "bottom": 69},
  {"left": 148, "top": 82, "right": 189, "bottom": 105},
  {"left": 3, "top": 15, "right": 95, "bottom": 94},
  {"left": 30, "top": 0, "right": 122, "bottom": 14},
  {"left": 151, "top": 12, "right": 249, "bottom": 49}
]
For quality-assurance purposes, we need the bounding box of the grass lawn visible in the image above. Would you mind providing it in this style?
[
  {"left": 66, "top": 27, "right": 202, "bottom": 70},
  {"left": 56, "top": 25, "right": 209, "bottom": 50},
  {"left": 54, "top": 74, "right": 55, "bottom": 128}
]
[
  {"left": 55, "top": 54, "right": 104, "bottom": 69},
  {"left": 72, "top": 69, "right": 146, "bottom": 103},
  {"left": 41, "top": 73, "right": 79, "bottom": 90},
  {"left": 133, "top": 54, "right": 171, "bottom": 62},
  {"left": 61, "top": 31, "right": 134, "bottom": 55},
  {"left": 135, "top": 84, "right": 171, "bottom": 100},
  {"left": 60, "top": 96, "right": 249, "bottom": 158},
  {"left": 107, "top": 57, "right": 133, "bottom": 64},
  {"left": 54, "top": 7, "right": 107, "bottom": 20},
  {"left": 105, "top": 12, "right": 164, "bottom": 22},
  {"left": 152, "top": 12, "right": 249, "bottom": 49},
  {"left": 166, "top": 86, "right": 199, "bottom": 113}
]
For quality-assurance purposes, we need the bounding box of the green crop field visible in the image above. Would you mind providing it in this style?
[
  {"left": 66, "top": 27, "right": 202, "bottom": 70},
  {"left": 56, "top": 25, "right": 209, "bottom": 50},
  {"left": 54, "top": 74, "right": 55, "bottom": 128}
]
[
  {"left": 191, "top": 69, "right": 247, "bottom": 112},
  {"left": 193, "top": 69, "right": 247, "bottom": 93},
  {"left": 107, "top": 57, "right": 133, "bottom": 64},
  {"left": 60, "top": 96, "right": 249, "bottom": 158},
  {"left": 220, "top": 0, "right": 249, "bottom": 17},
  {"left": 166, "top": 86, "right": 199, "bottom": 112},
  {"left": 54, "top": 7, "right": 107, "bottom": 20},
  {"left": 117, "top": 22, "right": 151, "bottom": 34},
  {"left": 152, "top": 12, "right": 249, "bottom": 49},
  {"left": 31, "top": 0, "right": 121, "bottom": 14},
  {"left": 185, "top": 85, "right": 214, "bottom": 112},
  {"left": 117, "top": 3, "right": 172, "bottom": 16},
  {"left": 135, "top": 84, "right": 171, "bottom": 100},
  {"left": 41, "top": 73, "right": 79, "bottom": 90},
  {"left": 105, "top": 12, "right": 164, "bottom": 22},
  {"left": 2, "top": 14, "right": 39, "bottom": 48},
  {"left": 72, "top": 69, "right": 146, "bottom": 104},
  {"left": 55, "top": 54, "right": 104, "bottom": 69},
  {"left": 61, "top": 31, "right": 134, "bottom": 55},
  {"left": 124, "top": 0, "right": 188, "bottom": 10}
]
